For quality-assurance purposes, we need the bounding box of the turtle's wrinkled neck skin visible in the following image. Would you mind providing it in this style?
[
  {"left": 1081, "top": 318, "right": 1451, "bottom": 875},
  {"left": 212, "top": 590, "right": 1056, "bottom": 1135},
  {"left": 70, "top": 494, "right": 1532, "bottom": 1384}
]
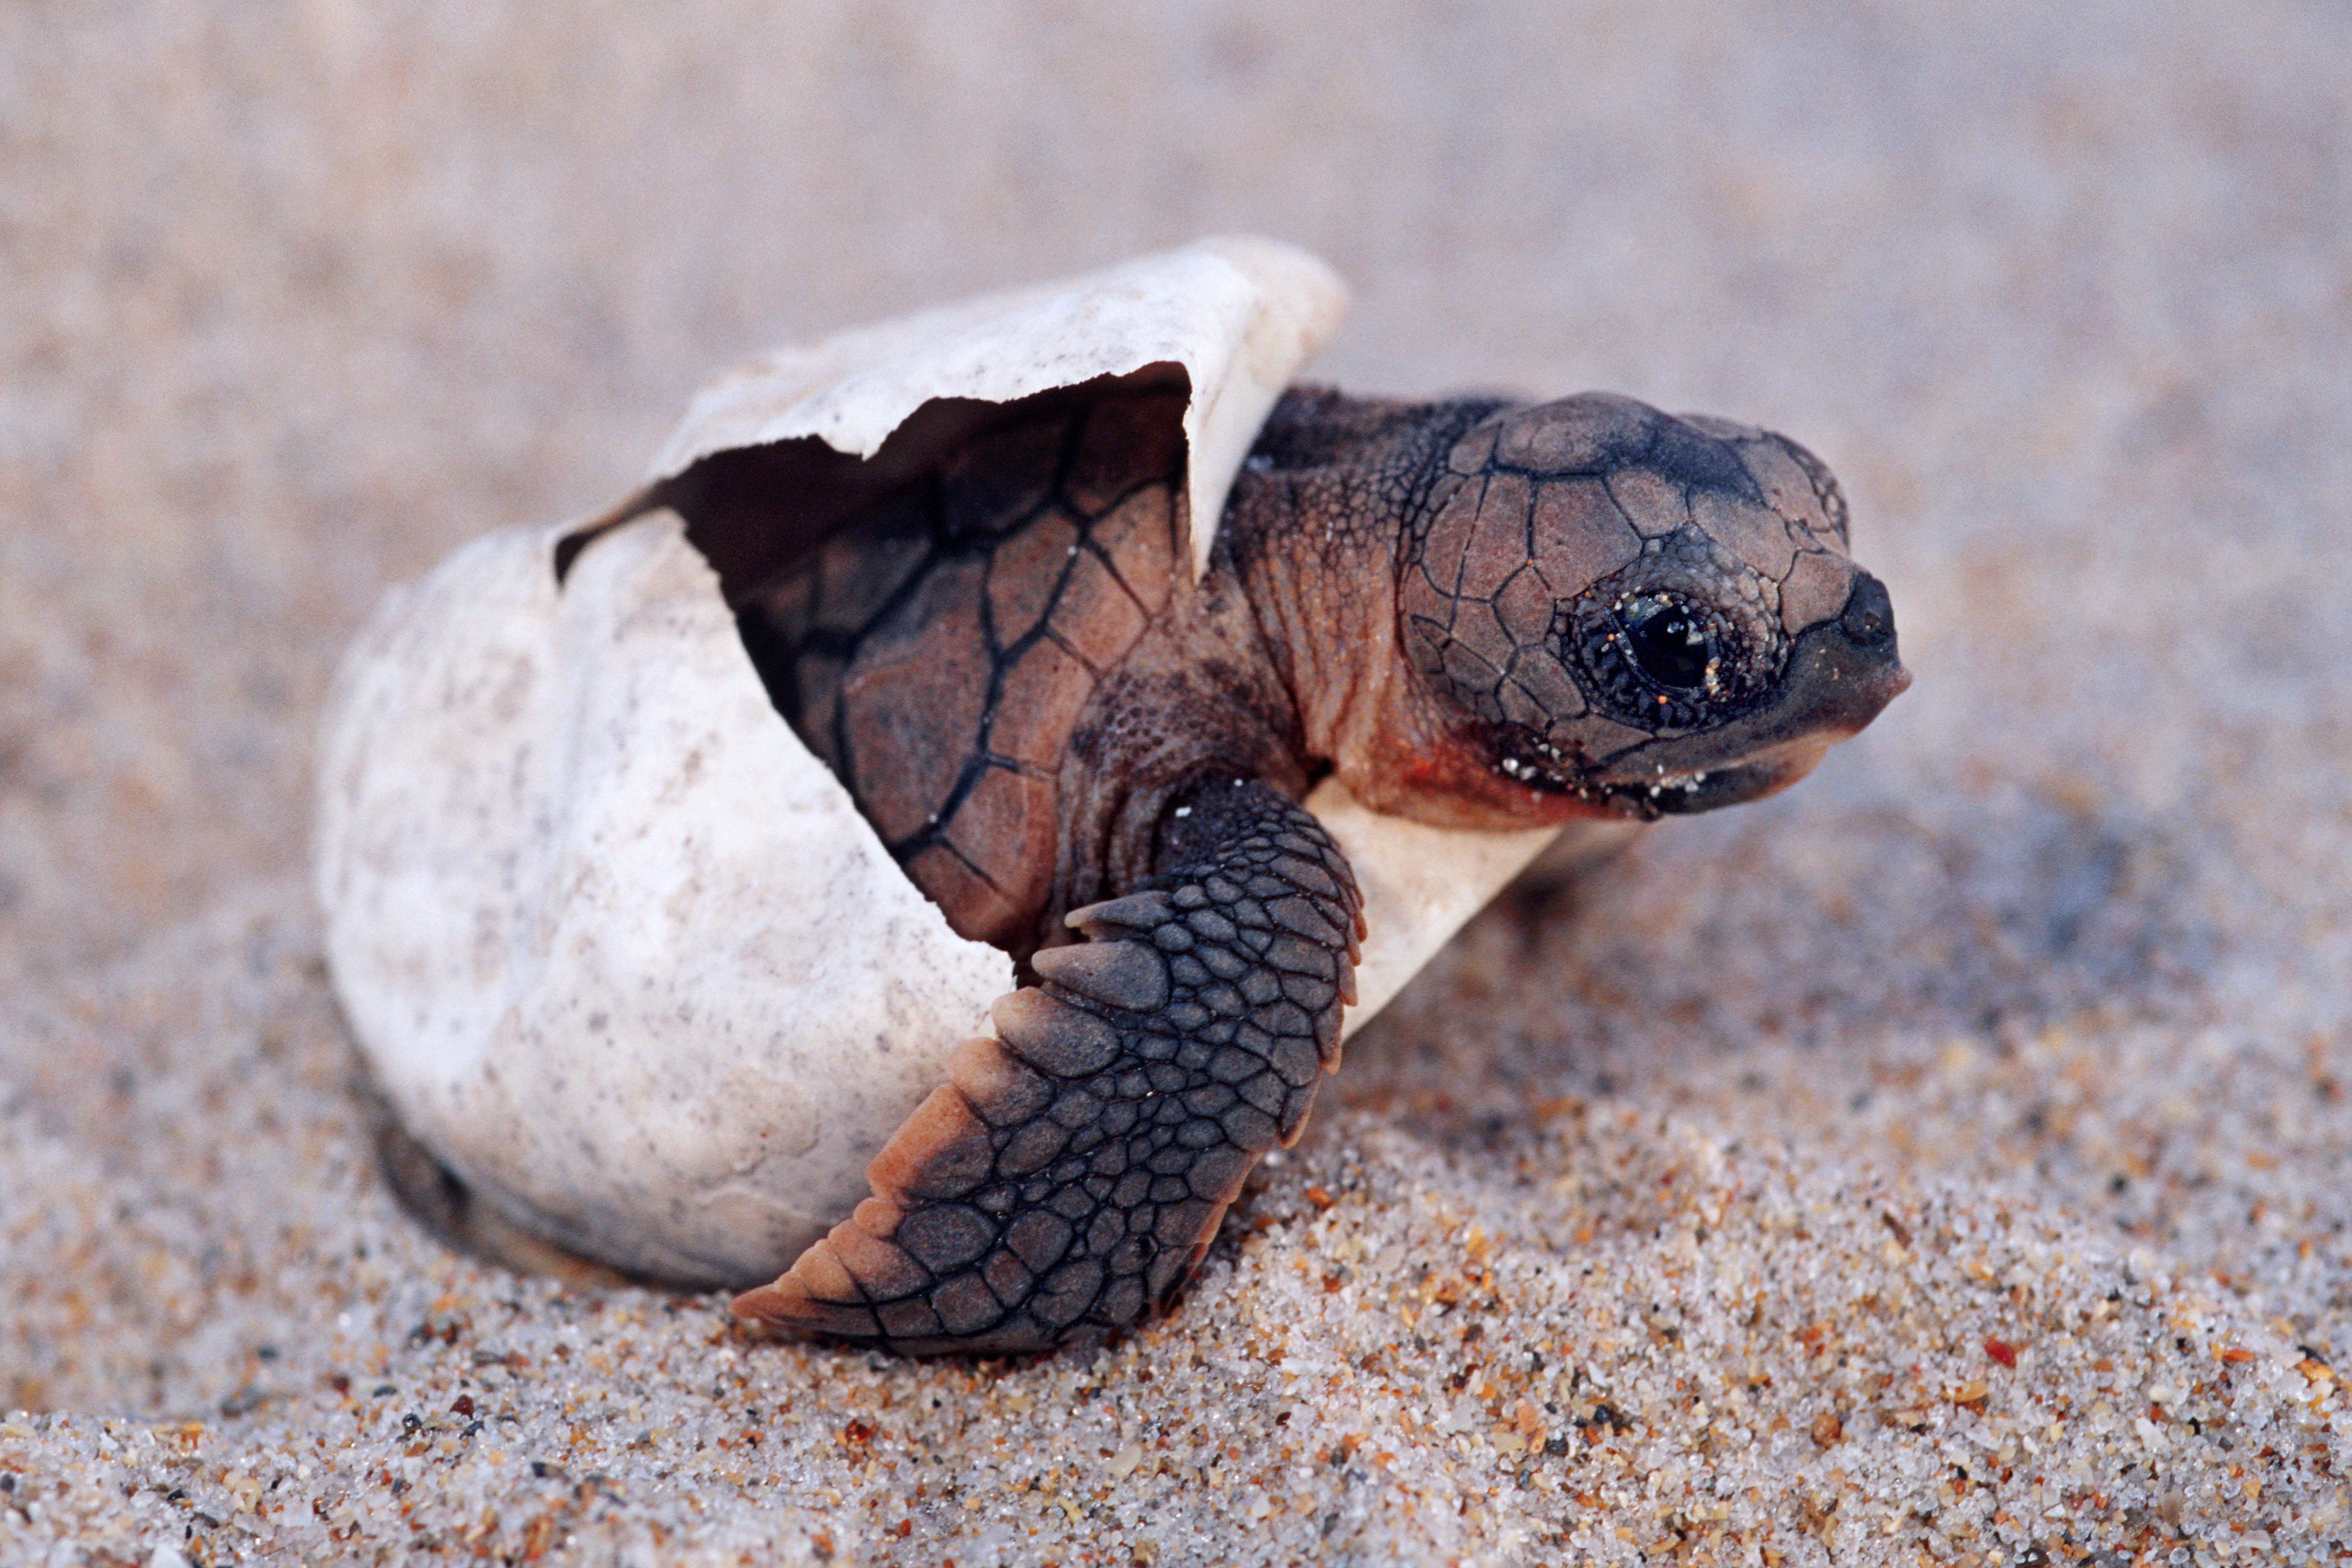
[
  {"left": 711, "top": 380, "right": 1906, "bottom": 1355},
  {"left": 1214, "top": 390, "right": 1520, "bottom": 826}
]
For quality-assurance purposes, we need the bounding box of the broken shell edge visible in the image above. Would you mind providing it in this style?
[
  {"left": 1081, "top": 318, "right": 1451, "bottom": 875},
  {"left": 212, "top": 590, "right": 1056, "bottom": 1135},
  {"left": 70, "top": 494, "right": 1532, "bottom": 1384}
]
[{"left": 636, "top": 235, "right": 1351, "bottom": 581}]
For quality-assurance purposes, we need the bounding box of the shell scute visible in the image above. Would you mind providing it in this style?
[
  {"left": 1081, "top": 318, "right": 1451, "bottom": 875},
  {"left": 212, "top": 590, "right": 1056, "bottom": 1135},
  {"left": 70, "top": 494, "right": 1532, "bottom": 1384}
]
[
  {"left": 940, "top": 769, "right": 1058, "bottom": 928},
  {"left": 835, "top": 558, "right": 994, "bottom": 841},
  {"left": 982, "top": 508, "right": 1081, "bottom": 648},
  {"left": 1044, "top": 542, "right": 1150, "bottom": 674},
  {"left": 1085, "top": 482, "right": 1181, "bottom": 622},
  {"left": 986, "top": 639, "right": 1094, "bottom": 773}
]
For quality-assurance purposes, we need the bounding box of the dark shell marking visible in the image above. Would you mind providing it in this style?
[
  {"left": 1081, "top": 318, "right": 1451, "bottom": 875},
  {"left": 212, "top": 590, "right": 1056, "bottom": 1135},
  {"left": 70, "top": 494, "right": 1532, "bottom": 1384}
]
[
  {"left": 655, "top": 378, "right": 1906, "bottom": 1355},
  {"left": 731, "top": 382, "right": 1188, "bottom": 951}
]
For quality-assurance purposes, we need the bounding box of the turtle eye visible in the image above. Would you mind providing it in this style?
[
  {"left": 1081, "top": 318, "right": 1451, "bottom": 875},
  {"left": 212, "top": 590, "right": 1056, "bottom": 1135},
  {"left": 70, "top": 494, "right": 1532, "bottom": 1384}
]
[
  {"left": 1560, "top": 576, "right": 1762, "bottom": 733},
  {"left": 1620, "top": 597, "right": 1711, "bottom": 689}
]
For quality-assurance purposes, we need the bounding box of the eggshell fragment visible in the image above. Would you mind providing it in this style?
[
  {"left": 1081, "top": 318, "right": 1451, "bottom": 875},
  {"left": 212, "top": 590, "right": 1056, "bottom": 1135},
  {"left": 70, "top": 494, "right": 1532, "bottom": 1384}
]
[
  {"left": 638, "top": 234, "right": 1351, "bottom": 581},
  {"left": 1308, "top": 781, "right": 1632, "bottom": 1025},
  {"left": 316, "top": 238, "right": 1599, "bottom": 1288},
  {"left": 317, "top": 511, "right": 1013, "bottom": 1284}
]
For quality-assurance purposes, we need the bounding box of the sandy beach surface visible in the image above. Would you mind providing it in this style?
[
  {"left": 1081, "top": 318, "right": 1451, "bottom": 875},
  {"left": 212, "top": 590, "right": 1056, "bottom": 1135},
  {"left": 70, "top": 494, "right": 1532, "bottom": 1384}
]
[{"left": 4, "top": 3, "right": 2349, "bottom": 1562}]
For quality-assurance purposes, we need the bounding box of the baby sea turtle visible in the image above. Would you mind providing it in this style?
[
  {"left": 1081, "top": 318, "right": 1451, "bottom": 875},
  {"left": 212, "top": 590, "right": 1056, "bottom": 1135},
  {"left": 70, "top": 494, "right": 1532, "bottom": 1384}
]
[
  {"left": 316, "top": 239, "right": 1906, "bottom": 1355},
  {"left": 685, "top": 364, "right": 1906, "bottom": 1353}
]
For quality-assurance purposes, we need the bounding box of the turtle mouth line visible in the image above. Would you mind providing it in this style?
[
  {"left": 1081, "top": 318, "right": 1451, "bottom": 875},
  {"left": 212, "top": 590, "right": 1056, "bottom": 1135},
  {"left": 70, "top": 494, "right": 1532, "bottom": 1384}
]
[
  {"left": 1584, "top": 762, "right": 1783, "bottom": 820},
  {"left": 1490, "top": 734, "right": 1806, "bottom": 818}
]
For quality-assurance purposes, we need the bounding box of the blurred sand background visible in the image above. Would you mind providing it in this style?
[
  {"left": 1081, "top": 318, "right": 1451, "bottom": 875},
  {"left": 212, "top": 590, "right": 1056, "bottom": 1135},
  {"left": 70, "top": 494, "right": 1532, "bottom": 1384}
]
[{"left": 4, "top": 2, "right": 2350, "bottom": 1562}]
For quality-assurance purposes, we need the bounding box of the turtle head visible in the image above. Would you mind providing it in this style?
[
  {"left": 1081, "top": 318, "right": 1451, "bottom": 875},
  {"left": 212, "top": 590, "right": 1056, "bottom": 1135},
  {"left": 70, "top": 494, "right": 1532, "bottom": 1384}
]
[{"left": 1392, "top": 392, "right": 1908, "bottom": 824}]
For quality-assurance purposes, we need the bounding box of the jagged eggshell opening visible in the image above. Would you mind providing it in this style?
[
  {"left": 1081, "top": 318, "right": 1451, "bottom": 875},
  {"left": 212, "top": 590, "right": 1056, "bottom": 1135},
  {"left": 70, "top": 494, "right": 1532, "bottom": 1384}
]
[{"left": 636, "top": 234, "right": 1352, "bottom": 581}]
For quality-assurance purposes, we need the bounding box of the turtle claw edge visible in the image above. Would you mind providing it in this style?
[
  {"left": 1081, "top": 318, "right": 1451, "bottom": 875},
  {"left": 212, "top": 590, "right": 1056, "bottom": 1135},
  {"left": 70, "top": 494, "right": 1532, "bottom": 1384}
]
[{"left": 733, "top": 779, "right": 1362, "bottom": 1355}]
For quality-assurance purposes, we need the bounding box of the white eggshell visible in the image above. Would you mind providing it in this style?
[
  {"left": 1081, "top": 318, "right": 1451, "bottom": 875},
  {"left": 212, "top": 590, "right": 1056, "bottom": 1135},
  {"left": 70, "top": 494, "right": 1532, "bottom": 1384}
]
[
  {"left": 316, "top": 511, "right": 1013, "bottom": 1284},
  {"left": 1306, "top": 782, "right": 1635, "bottom": 1027},
  {"left": 316, "top": 237, "right": 1599, "bottom": 1288},
  {"left": 638, "top": 234, "right": 1351, "bottom": 581}
]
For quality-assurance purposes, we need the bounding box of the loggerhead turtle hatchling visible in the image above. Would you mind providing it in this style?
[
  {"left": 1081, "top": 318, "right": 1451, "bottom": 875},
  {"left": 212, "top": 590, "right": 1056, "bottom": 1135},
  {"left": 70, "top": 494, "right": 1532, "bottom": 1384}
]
[
  {"left": 693, "top": 354, "right": 1906, "bottom": 1352},
  {"left": 316, "top": 239, "right": 1906, "bottom": 1355}
]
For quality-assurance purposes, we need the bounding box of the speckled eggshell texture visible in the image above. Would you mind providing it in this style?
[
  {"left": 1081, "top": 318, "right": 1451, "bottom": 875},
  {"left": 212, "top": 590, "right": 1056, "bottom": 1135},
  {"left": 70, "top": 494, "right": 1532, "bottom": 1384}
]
[{"left": 314, "top": 237, "right": 1591, "bottom": 1290}]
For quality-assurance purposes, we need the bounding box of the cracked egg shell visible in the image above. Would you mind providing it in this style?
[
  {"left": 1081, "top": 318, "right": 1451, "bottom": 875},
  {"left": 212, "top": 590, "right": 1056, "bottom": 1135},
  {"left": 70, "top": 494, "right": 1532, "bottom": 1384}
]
[{"left": 314, "top": 238, "right": 1602, "bottom": 1288}]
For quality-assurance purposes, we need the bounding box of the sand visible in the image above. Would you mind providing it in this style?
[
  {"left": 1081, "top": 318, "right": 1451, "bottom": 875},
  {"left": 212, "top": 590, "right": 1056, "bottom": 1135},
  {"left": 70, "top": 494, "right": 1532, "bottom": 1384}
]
[{"left": 4, "top": 1, "right": 2349, "bottom": 1561}]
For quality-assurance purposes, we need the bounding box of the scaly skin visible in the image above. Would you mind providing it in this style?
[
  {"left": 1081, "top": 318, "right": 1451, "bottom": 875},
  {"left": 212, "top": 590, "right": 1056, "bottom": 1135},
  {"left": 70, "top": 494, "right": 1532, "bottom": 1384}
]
[
  {"left": 732, "top": 778, "right": 1359, "bottom": 1352},
  {"left": 703, "top": 382, "right": 1907, "bottom": 1354}
]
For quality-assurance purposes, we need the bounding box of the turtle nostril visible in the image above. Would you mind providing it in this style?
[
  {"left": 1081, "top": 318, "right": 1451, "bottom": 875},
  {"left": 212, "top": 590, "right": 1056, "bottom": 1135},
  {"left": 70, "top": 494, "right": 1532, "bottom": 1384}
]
[{"left": 1838, "top": 573, "right": 1896, "bottom": 650}]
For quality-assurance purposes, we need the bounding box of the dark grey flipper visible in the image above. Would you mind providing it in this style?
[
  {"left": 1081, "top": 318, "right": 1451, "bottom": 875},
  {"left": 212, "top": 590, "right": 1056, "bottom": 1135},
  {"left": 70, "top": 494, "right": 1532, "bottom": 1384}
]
[{"left": 733, "top": 779, "right": 1362, "bottom": 1354}]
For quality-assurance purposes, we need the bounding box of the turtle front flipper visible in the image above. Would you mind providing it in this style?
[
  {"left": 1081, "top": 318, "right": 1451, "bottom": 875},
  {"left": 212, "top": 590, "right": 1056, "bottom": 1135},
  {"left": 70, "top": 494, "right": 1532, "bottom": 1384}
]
[{"left": 733, "top": 778, "right": 1362, "bottom": 1355}]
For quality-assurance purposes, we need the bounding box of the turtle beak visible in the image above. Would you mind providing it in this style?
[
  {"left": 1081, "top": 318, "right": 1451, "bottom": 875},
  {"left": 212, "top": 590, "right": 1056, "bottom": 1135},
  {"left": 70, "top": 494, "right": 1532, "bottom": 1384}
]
[
  {"left": 1799, "top": 570, "right": 1909, "bottom": 733},
  {"left": 1590, "top": 571, "right": 1909, "bottom": 817}
]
